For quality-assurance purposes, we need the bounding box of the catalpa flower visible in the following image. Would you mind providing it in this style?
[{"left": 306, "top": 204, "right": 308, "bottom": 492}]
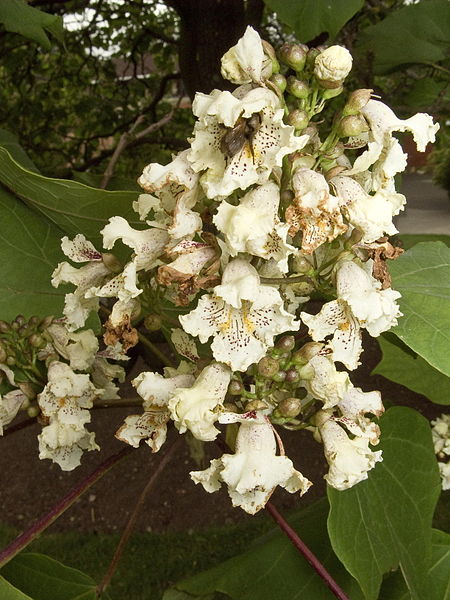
[
  {"left": 314, "top": 45, "right": 353, "bottom": 83},
  {"left": 191, "top": 411, "right": 312, "bottom": 514},
  {"left": 47, "top": 324, "right": 99, "bottom": 371},
  {"left": 137, "top": 149, "right": 202, "bottom": 240},
  {"left": 187, "top": 86, "right": 308, "bottom": 198},
  {"left": 221, "top": 25, "right": 272, "bottom": 85},
  {"left": 38, "top": 420, "right": 99, "bottom": 471},
  {"left": 285, "top": 168, "right": 347, "bottom": 254},
  {"left": 168, "top": 362, "right": 231, "bottom": 441},
  {"left": 0, "top": 389, "right": 28, "bottom": 435},
  {"left": 179, "top": 259, "right": 299, "bottom": 371},
  {"left": 213, "top": 182, "right": 295, "bottom": 272},
  {"left": 315, "top": 409, "right": 383, "bottom": 491}
]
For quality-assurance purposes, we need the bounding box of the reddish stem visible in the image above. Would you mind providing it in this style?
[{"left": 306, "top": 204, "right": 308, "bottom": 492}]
[
  {"left": 96, "top": 437, "right": 182, "bottom": 597},
  {"left": 0, "top": 446, "right": 134, "bottom": 568},
  {"left": 265, "top": 502, "right": 350, "bottom": 600}
]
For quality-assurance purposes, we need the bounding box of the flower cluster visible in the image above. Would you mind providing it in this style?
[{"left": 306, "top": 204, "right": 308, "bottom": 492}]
[
  {"left": 431, "top": 414, "right": 450, "bottom": 490},
  {"left": 47, "top": 28, "right": 438, "bottom": 511},
  {"left": 0, "top": 315, "right": 124, "bottom": 470}
]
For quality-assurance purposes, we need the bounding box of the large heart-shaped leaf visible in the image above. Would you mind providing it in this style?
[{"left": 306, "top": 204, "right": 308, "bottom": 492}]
[
  {"left": 0, "top": 187, "right": 67, "bottom": 320},
  {"left": 389, "top": 241, "right": 450, "bottom": 378},
  {"left": 0, "top": 553, "right": 100, "bottom": 600},
  {"left": 327, "top": 407, "right": 441, "bottom": 600},
  {"left": 0, "top": 577, "right": 32, "bottom": 600},
  {"left": 0, "top": 0, "right": 63, "bottom": 49},
  {"left": 0, "top": 148, "right": 141, "bottom": 247},
  {"left": 356, "top": 0, "right": 450, "bottom": 73},
  {"left": 373, "top": 334, "right": 450, "bottom": 405},
  {"left": 263, "top": 0, "right": 363, "bottom": 42}
]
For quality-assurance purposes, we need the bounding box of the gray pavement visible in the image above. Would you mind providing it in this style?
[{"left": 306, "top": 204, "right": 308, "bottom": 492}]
[{"left": 395, "top": 173, "right": 450, "bottom": 234}]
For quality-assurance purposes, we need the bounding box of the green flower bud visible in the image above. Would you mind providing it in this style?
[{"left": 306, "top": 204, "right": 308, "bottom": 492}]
[
  {"left": 228, "top": 380, "right": 243, "bottom": 395},
  {"left": 262, "top": 40, "right": 280, "bottom": 74},
  {"left": 338, "top": 114, "right": 370, "bottom": 138},
  {"left": 321, "top": 85, "right": 344, "bottom": 98},
  {"left": 6, "top": 356, "right": 16, "bottom": 366},
  {"left": 0, "top": 344, "right": 7, "bottom": 362},
  {"left": 27, "top": 405, "right": 40, "bottom": 418},
  {"left": 272, "top": 370, "right": 287, "bottom": 383},
  {"left": 277, "top": 397, "right": 302, "bottom": 418},
  {"left": 0, "top": 320, "right": 10, "bottom": 333},
  {"left": 269, "top": 73, "right": 287, "bottom": 93},
  {"left": 14, "top": 315, "right": 26, "bottom": 327},
  {"left": 292, "top": 342, "right": 323, "bottom": 365},
  {"left": 298, "top": 363, "right": 315, "bottom": 380},
  {"left": 278, "top": 43, "right": 307, "bottom": 72},
  {"left": 144, "top": 314, "right": 162, "bottom": 332},
  {"left": 28, "top": 316, "right": 39, "bottom": 327},
  {"left": 342, "top": 88, "right": 373, "bottom": 116},
  {"left": 286, "top": 109, "right": 309, "bottom": 131},
  {"left": 257, "top": 356, "right": 279, "bottom": 378},
  {"left": 245, "top": 399, "right": 268, "bottom": 411},
  {"left": 275, "top": 335, "right": 295, "bottom": 352},
  {"left": 39, "top": 316, "right": 54, "bottom": 331},
  {"left": 306, "top": 47, "right": 320, "bottom": 70},
  {"left": 285, "top": 368, "right": 300, "bottom": 384},
  {"left": 28, "top": 333, "right": 45, "bottom": 348},
  {"left": 286, "top": 76, "right": 309, "bottom": 99}
]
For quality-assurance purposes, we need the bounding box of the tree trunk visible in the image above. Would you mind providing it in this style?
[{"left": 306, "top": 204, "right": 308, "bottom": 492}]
[{"left": 167, "top": 0, "right": 264, "bottom": 99}]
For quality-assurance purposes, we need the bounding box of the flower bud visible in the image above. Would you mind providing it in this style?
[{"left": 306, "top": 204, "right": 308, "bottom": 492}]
[
  {"left": 286, "top": 109, "right": 309, "bottom": 131},
  {"left": 223, "top": 401, "right": 239, "bottom": 412},
  {"left": 39, "top": 315, "right": 54, "bottom": 331},
  {"left": 14, "top": 315, "right": 26, "bottom": 327},
  {"left": 102, "top": 253, "right": 123, "bottom": 273},
  {"left": 27, "top": 405, "right": 40, "bottom": 418},
  {"left": 272, "top": 370, "right": 287, "bottom": 383},
  {"left": 292, "top": 342, "right": 323, "bottom": 365},
  {"left": 262, "top": 40, "right": 280, "bottom": 74},
  {"left": 0, "top": 320, "right": 10, "bottom": 333},
  {"left": 286, "top": 76, "right": 309, "bottom": 99},
  {"left": 144, "top": 314, "right": 162, "bottom": 332},
  {"left": 28, "top": 316, "right": 39, "bottom": 327},
  {"left": 338, "top": 114, "right": 370, "bottom": 138},
  {"left": 298, "top": 363, "right": 315, "bottom": 380},
  {"left": 228, "top": 380, "right": 243, "bottom": 395},
  {"left": 342, "top": 89, "right": 373, "bottom": 116},
  {"left": 314, "top": 45, "right": 352, "bottom": 83},
  {"left": 257, "top": 356, "right": 279, "bottom": 378},
  {"left": 0, "top": 343, "right": 7, "bottom": 362},
  {"left": 28, "top": 333, "right": 45, "bottom": 348},
  {"left": 285, "top": 368, "right": 300, "bottom": 384},
  {"left": 292, "top": 255, "right": 311, "bottom": 274},
  {"left": 269, "top": 73, "right": 287, "bottom": 93},
  {"left": 245, "top": 399, "right": 268, "bottom": 411},
  {"left": 278, "top": 43, "right": 307, "bottom": 72},
  {"left": 6, "top": 356, "right": 16, "bottom": 366},
  {"left": 19, "top": 382, "right": 37, "bottom": 400},
  {"left": 321, "top": 85, "right": 344, "bottom": 98},
  {"left": 278, "top": 397, "right": 302, "bottom": 418},
  {"left": 306, "top": 47, "right": 320, "bottom": 70},
  {"left": 275, "top": 335, "right": 295, "bottom": 352}
]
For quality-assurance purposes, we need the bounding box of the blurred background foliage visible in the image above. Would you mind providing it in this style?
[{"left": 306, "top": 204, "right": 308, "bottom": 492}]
[{"left": 0, "top": 0, "right": 448, "bottom": 189}]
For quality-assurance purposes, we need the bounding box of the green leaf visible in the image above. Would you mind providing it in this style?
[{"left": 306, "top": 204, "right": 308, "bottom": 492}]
[
  {"left": 0, "top": 129, "right": 39, "bottom": 173},
  {"left": 72, "top": 172, "right": 141, "bottom": 192},
  {"left": 327, "top": 407, "right": 441, "bottom": 600},
  {"left": 0, "top": 148, "right": 141, "bottom": 247},
  {"left": 402, "top": 79, "right": 450, "bottom": 110},
  {"left": 381, "top": 529, "right": 450, "bottom": 600},
  {"left": 0, "top": 577, "right": 33, "bottom": 600},
  {"left": 397, "top": 234, "right": 450, "bottom": 251},
  {"left": 169, "top": 498, "right": 362, "bottom": 600},
  {"left": 0, "top": 186, "right": 67, "bottom": 320},
  {"left": 263, "top": 0, "right": 363, "bottom": 42},
  {"left": 0, "top": 552, "right": 97, "bottom": 600},
  {"left": 0, "top": 0, "right": 63, "bottom": 49},
  {"left": 356, "top": 0, "right": 450, "bottom": 74},
  {"left": 373, "top": 334, "right": 450, "bottom": 405},
  {"left": 389, "top": 241, "right": 450, "bottom": 378}
]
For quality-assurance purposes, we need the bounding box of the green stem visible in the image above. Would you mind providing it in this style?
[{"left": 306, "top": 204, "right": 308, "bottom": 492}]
[
  {"left": 137, "top": 331, "right": 174, "bottom": 367},
  {"left": 260, "top": 275, "right": 313, "bottom": 285}
]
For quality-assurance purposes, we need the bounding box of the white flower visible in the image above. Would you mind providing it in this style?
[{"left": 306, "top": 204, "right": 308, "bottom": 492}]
[
  {"left": 314, "top": 46, "right": 352, "bottom": 82},
  {"left": 168, "top": 362, "right": 231, "bottom": 441},
  {"left": 38, "top": 420, "right": 98, "bottom": 471},
  {"left": 330, "top": 175, "right": 405, "bottom": 243},
  {"left": 286, "top": 168, "right": 347, "bottom": 254},
  {"left": 431, "top": 414, "right": 450, "bottom": 458},
  {"left": 0, "top": 390, "right": 28, "bottom": 434},
  {"left": 190, "top": 412, "right": 311, "bottom": 514},
  {"left": 301, "top": 344, "right": 351, "bottom": 408},
  {"left": 47, "top": 324, "right": 99, "bottom": 371},
  {"left": 213, "top": 182, "right": 295, "bottom": 272},
  {"left": 221, "top": 26, "right": 271, "bottom": 85},
  {"left": 179, "top": 259, "right": 299, "bottom": 371},
  {"left": 101, "top": 217, "right": 169, "bottom": 271},
  {"left": 316, "top": 410, "right": 382, "bottom": 490},
  {"left": 337, "top": 386, "right": 384, "bottom": 445},
  {"left": 38, "top": 361, "right": 102, "bottom": 427},
  {"left": 133, "top": 370, "right": 195, "bottom": 408},
  {"left": 337, "top": 261, "right": 402, "bottom": 337},
  {"left": 51, "top": 235, "right": 113, "bottom": 330},
  {"left": 439, "top": 462, "right": 450, "bottom": 491},
  {"left": 187, "top": 87, "right": 308, "bottom": 198},
  {"left": 170, "top": 329, "right": 199, "bottom": 362},
  {"left": 137, "top": 149, "right": 203, "bottom": 242},
  {"left": 115, "top": 409, "right": 169, "bottom": 453},
  {"left": 90, "top": 357, "right": 125, "bottom": 400}
]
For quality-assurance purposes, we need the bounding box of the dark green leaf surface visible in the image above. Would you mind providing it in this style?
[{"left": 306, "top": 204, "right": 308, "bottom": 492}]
[
  {"left": 263, "top": 0, "right": 363, "bottom": 42},
  {"left": 167, "top": 498, "right": 362, "bottom": 600},
  {"left": 0, "top": 129, "right": 39, "bottom": 173},
  {"left": 0, "top": 148, "right": 141, "bottom": 247},
  {"left": 356, "top": 0, "right": 450, "bottom": 73},
  {"left": 389, "top": 242, "right": 450, "bottom": 378},
  {"left": 1, "top": 553, "right": 97, "bottom": 600},
  {"left": 328, "top": 407, "right": 441, "bottom": 600},
  {"left": 0, "top": 0, "right": 63, "bottom": 49},
  {"left": 0, "top": 187, "right": 67, "bottom": 320},
  {"left": 0, "top": 577, "right": 33, "bottom": 600},
  {"left": 373, "top": 334, "right": 450, "bottom": 405}
]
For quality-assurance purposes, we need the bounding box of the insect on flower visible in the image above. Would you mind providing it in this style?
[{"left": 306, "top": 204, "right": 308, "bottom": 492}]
[{"left": 220, "top": 113, "right": 262, "bottom": 160}]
